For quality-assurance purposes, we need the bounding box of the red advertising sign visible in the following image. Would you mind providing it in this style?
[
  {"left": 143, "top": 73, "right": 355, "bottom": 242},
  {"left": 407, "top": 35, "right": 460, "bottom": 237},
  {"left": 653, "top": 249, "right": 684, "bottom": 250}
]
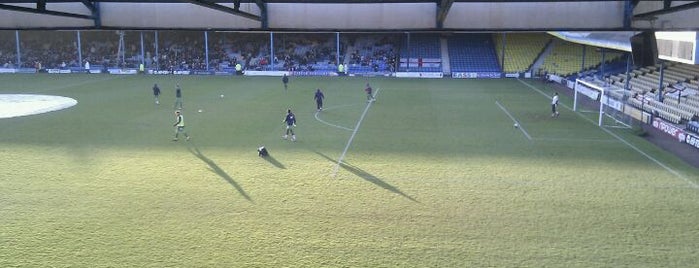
[{"left": 652, "top": 118, "right": 686, "bottom": 142}]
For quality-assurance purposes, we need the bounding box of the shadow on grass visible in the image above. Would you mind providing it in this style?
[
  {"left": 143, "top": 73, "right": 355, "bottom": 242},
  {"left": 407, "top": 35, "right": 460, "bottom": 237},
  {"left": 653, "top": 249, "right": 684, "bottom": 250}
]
[
  {"left": 188, "top": 145, "right": 253, "bottom": 202},
  {"left": 314, "top": 151, "right": 418, "bottom": 203},
  {"left": 262, "top": 154, "right": 286, "bottom": 169}
]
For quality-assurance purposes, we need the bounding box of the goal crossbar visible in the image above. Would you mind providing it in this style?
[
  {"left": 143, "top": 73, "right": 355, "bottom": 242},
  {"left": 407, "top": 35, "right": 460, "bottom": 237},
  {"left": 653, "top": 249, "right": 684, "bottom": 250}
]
[
  {"left": 574, "top": 78, "right": 633, "bottom": 129},
  {"left": 573, "top": 79, "right": 604, "bottom": 126}
]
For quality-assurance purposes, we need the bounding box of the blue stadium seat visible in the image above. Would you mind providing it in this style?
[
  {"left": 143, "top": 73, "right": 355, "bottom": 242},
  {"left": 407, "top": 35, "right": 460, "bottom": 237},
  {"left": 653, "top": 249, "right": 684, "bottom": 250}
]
[
  {"left": 448, "top": 34, "right": 501, "bottom": 73},
  {"left": 399, "top": 34, "right": 441, "bottom": 72}
]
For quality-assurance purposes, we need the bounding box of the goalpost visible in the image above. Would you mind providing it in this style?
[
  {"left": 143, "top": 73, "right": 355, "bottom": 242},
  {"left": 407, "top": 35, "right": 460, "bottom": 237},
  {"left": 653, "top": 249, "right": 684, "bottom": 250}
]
[{"left": 573, "top": 78, "right": 633, "bottom": 128}]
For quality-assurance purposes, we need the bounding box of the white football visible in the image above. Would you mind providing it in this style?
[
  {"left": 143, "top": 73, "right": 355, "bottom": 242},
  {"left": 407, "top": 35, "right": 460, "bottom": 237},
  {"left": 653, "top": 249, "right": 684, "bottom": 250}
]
[
  {"left": 198, "top": 109, "right": 203, "bottom": 113},
  {"left": 220, "top": 94, "right": 225, "bottom": 98},
  {"left": 514, "top": 123, "right": 519, "bottom": 128}
]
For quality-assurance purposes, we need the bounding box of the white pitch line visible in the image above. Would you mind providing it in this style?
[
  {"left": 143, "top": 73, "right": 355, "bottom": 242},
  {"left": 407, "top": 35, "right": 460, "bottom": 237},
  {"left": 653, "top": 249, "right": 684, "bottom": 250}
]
[
  {"left": 495, "top": 100, "right": 532, "bottom": 141},
  {"left": 313, "top": 103, "right": 360, "bottom": 131},
  {"left": 332, "top": 88, "right": 380, "bottom": 178},
  {"left": 517, "top": 79, "right": 696, "bottom": 188},
  {"left": 532, "top": 137, "right": 617, "bottom": 143}
]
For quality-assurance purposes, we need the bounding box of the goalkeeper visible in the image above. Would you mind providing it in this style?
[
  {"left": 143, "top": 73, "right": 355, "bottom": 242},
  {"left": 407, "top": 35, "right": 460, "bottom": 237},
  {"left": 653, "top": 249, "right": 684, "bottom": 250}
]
[{"left": 551, "top": 92, "right": 560, "bottom": 117}]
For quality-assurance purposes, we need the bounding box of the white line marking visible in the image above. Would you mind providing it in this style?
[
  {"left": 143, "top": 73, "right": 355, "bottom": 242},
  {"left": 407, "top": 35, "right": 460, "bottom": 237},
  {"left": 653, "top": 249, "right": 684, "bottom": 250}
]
[
  {"left": 332, "top": 88, "right": 380, "bottom": 178},
  {"left": 495, "top": 100, "right": 532, "bottom": 141},
  {"left": 532, "top": 137, "right": 618, "bottom": 143},
  {"left": 313, "top": 103, "right": 360, "bottom": 131},
  {"left": 605, "top": 125, "right": 632, "bottom": 129},
  {"left": 517, "top": 79, "right": 696, "bottom": 188}
]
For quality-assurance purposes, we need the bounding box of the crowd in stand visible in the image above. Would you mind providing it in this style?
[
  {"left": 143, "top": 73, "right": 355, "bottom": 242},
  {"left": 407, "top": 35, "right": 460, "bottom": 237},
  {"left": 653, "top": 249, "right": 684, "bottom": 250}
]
[
  {"left": 269, "top": 34, "right": 337, "bottom": 71},
  {"left": 14, "top": 32, "right": 78, "bottom": 69},
  {"left": 80, "top": 31, "right": 121, "bottom": 69},
  {"left": 0, "top": 31, "right": 407, "bottom": 73},
  {"left": 154, "top": 31, "right": 206, "bottom": 71},
  {"left": 221, "top": 34, "right": 269, "bottom": 71},
  {"left": 346, "top": 34, "right": 399, "bottom": 72},
  {"left": 0, "top": 31, "right": 16, "bottom": 68}
]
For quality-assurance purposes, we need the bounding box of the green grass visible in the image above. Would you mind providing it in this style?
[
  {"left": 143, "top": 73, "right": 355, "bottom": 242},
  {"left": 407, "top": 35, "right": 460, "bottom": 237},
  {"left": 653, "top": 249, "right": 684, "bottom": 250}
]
[{"left": 1, "top": 74, "right": 698, "bottom": 267}]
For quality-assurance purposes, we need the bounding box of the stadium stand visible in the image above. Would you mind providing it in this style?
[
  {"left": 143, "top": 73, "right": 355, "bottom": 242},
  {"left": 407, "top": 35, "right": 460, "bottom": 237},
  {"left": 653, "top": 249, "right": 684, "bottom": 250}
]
[
  {"left": 493, "top": 33, "right": 551, "bottom": 73},
  {"left": 17, "top": 31, "right": 79, "bottom": 70},
  {"left": 154, "top": 31, "right": 207, "bottom": 71},
  {"left": 448, "top": 34, "right": 501, "bottom": 73},
  {"left": 603, "top": 61, "right": 699, "bottom": 125},
  {"left": 0, "top": 31, "right": 18, "bottom": 68},
  {"left": 541, "top": 39, "right": 623, "bottom": 77},
  {"left": 689, "top": 120, "right": 699, "bottom": 134},
  {"left": 345, "top": 33, "right": 399, "bottom": 74},
  {"left": 590, "top": 58, "right": 628, "bottom": 79},
  {"left": 212, "top": 33, "right": 269, "bottom": 72},
  {"left": 400, "top": 34, "right": 441, "bottom": 72},
  {"left": 271, "top": 33, "right": 337, "bottom": 72}
]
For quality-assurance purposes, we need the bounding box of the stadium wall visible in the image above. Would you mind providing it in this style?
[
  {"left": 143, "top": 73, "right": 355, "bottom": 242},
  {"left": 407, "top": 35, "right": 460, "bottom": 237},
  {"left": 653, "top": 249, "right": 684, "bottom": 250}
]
[
  {"left": 443, "top": 2, "right": 625, "bottom": 30},
  {"left": 268, "top": 3, "right": 435, "bottom": 29},
  {"left": 3, "top": 1, "right": 698, "bottom": 31},
  {"left": 100, "top": 3, "right": 261, "bottom": 29},
  {"left": 633, "top": 1, "right": 699, "bottom": 30},
  {"left": 0, "top": 2, "right": 629, "bottom": 30},
  {"left": 0, "top": 3, "right": 92, "bottom": 28}
]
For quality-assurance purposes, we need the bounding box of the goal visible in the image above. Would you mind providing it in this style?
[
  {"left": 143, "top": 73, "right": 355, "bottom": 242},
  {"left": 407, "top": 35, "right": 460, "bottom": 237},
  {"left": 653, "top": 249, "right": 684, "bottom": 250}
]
[{"left": 573, "top": 78, "right": 633, "bottom": 128}]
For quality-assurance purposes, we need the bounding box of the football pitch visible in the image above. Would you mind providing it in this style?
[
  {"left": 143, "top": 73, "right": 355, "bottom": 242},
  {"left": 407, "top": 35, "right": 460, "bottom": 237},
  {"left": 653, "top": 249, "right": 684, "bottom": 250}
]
[{"left": 1, "top": 74, "right": 698, "bottom": 267}]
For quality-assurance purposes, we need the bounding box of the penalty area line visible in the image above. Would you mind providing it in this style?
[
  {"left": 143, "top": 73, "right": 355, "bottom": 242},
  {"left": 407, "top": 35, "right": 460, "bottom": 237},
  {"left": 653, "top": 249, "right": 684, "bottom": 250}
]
[
  {"left": 332, "top": 88, "right": 380, "bottom": 178},
  {"left": 532, "top": 137, "right": 617, "bottom": 143},
  {"left": 517, "top": 79, "right": 697, "bottom": 189},
  {"left": 496, "top": 100, "right": 532, "bottom": 141}
]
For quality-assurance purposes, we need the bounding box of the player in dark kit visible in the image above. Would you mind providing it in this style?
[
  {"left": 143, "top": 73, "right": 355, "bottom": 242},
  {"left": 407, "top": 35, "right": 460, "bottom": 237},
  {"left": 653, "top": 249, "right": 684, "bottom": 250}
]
[
  {"left": 314, "top": 88, "right": 325, "bottom": 112},
  {"left": 282, "top": 108, "right": 297, "bottom": 141},
  {"left": 152, "top": 83, "right": 161, "bottom": 105},
  {"left": 174, "top": 84, "right": 183, "bottom": 110},
  {"left": 282, "top": 74, "right": 289, "bottom": 91},
  {"left": 365, "top": 83, "right": 374, "bottom": 102}
]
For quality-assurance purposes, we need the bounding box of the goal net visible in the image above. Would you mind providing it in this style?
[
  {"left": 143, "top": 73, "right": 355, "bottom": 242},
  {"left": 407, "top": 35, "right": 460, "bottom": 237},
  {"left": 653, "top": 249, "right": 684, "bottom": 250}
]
[{"left": 573, "top": 78, "right": 633, "bottom": 128}]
